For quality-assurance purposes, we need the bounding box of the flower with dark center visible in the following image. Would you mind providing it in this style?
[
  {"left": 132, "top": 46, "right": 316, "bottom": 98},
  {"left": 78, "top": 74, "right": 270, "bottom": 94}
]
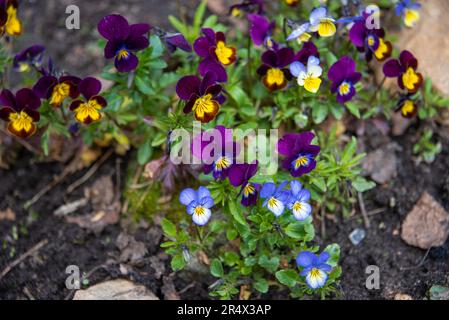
[
  {"left": 0, "top": 88, "right": 41, "bottom": 138},
  {"left": 176, "top": 72, "right": 225, "bottom": 123},
  {"left": 33, "top": 75, "right": 81, "bottom": 107},
  {"left": 229, "top": 162, "right": 260, "bottom": 207},
  {"left": 194, "top": 28, "right": 237, "bottom": 83},
  {"left": 278, "top": 132, "right": 320, "bottom": 178},
  {"left": 179, "top": 186, "right": 215, "bottom": 226},
  {"left": 396, "top": 95, "right": 418, "bottom": 118},
  {"left": 257, "top": 47, "right": 295, "bottom": 91},
  {"left": 383, "top": 50, "right": 423, "bottom": 93},
  {"left": 0, "top": 0, "right": 21, "bottom": 37},
  {"left": 98, "top": 14, "right": 151, "bottom": 72},
  {"left": 69, "top": 77, "right": 107, "bottom": 124},
  {"left": 13, "top": 45, "right": 45, "bottom": 72},
  {"left": 328, "top": 56, "right": 362, "bottom": 104},
  {"left": 296, "top": 251, "right": 332, "bottom": 289}
]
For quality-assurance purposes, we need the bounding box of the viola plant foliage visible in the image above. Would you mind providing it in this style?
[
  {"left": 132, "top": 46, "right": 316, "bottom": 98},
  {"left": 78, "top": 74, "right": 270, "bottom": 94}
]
[{"left": 0, "top": 0, "right": 446, "bottom": 300}]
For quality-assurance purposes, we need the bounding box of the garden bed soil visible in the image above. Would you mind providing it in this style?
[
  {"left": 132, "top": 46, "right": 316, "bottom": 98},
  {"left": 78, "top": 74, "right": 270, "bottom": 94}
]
[{"left": 0, "top": 123, "right": 448, "bottom": 300}]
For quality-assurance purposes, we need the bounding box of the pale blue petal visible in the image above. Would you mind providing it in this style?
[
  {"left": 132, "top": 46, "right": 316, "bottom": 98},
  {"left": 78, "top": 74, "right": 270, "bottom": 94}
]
[
  {"left": 310, "top": 7, "right": 328, "bottom": 26},
  {"left": 290, "top": 61, "right": 306, "bottom": 78},
  {"left": 290, "top": 180, "right": 302, "bottom": 196},
  {"left": 180, "top": 188, "right": 197, "bottom": 206},
  {"left": 197, "top": 186, "right": 211, "bottom": 200},
  {"left": 200, "top": 196, "right": 214, "bottom": 209},
  {"left": 260, "top": 183, "right": 276, "bottom": 199}
]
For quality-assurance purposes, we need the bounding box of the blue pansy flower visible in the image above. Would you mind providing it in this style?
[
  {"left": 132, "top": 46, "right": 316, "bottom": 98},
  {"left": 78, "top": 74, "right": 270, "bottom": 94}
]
[
  {"left": 296, "top": 251, "right": 332, "bottom": 289},
  {"left": 395, "top": 0, "right": 421, "bottom": 28},
  {"left": 287, "top": 181, "right": 312, "bottom": 221},
  {"left": 179, "top": 187, "right": 214, "bottom": 226},
  {"left": 287, "top": 7, "right": 336, "bottom": 41},
  {"left": 260, "top": 181, "right": 290, "bottom": 217}
]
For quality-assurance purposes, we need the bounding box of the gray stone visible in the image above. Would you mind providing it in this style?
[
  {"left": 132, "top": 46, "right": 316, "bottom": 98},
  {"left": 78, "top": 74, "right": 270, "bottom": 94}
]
[{"left": 73, "top": 279, "right": 159, "bottom": 300}]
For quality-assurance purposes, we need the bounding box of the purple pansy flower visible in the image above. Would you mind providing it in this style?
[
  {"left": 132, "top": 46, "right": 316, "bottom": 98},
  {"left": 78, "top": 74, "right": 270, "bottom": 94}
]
[
  {"left": 98, "top": 14, "right": 151, "bottom": 72},
  {"left": 349, "top": 11, "right": 392, "bottom": 62},
  {"left": 33, "top": 75, "right": 81, "bottom": 107},
  {"left": 257, "top": 47, "right": 295, "bottom": 91},
  {"left": 162, "top": 32, "right": 192, "bottom": 53},
  {"left": 229, "top": 0, "right": 264, "bottom": 17},
  {"left": 383, "top": 50, "right": 423, "bottom": 94},
  {"left": 69, "top": 77, "right": 107, "bottom": 125},
  {"left": 247, "top": 14, "right": 276, "bottom": 48},
  {"left": 194, "top": 28, "right": 237, "bottom": 83},
  {"left": 229, "top": 162, "right": 260, "bottom": 207},
  {"left": 296, "top": 251, "right": 332, "bottom": 289},
  {"left": 328, "top": 56, "right": 362, "bottom": 105},
  {"left": 191, "top": 125, "right": 239, "bottom": 180},
  {"left": 176, "top": 72, "right": 225, "bottom": 123},
  {"left": 260, "top": 181, "right": 290, "bottom": 217},
  {"left": 278, "top": 132, "right": 320, "bottom": 178},
  {"left": 295, "top": 41, "right": 320, "bottom": 65},
  {"left": 0, "top": 88, "right": 41, "bottom": 138},
  {"left": 13, "top": 45, "right": 45, "bottom": 72},
  {"left": 179, "top": 187, "right": 214, "bottom": 226}
]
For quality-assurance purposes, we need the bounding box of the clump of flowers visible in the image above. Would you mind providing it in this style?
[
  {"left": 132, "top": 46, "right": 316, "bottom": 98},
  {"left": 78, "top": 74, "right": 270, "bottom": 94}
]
[
  {"left": 0, "top": 88, "right": 41, "bottom": 138},
  {"left": 98, "top": 14, "right": 151, "bottom": 72}
]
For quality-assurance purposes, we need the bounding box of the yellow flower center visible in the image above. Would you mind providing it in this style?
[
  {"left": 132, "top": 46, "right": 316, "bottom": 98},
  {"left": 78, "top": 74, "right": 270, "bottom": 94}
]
[
  {"left": 404, "top": 9, "right": 420, "bottom": 28},
  {"left": 194, "top": 206, "right": 206, "bottom": 216},
  {"left": 18, "top": 62, "right": 30, "bottom": 72},
  {"left": 74, "top": 99, "right": 103, "bottom": 124},
  {"left": 215, "top": 156, "right": 231, "bottom": 171},
  {"left": 317, "top": 19, "right": 336, "bottom": 37},
  {"left": 50, "top": 83, "right": 70, "bottom": 106},
  {"left": 8, "top": 111, "right": 35, "bottom": 135},
  {"left": 367, "top": 36, "right": 375, "bottom": 47},
  {"left": 293, "top": 201, "right": 303, "bottom": 212},
  {"left": 268, "top": 197, "right": 279, "bottom": 208},
  {"left": 192, "top": 94, "right": 219, "bottom": 122},
  {"left": 297, "top": 32, "right": 311, "bottom": 44},
  {"left": 266, "top": 68, "right": 285, "bottom": 86},
  {"left": 303, "top": 75, "right": 322, "bottom": 93},
  {"left": 339, "top": 82, "right": 351, "bottom": 96},
  {"left": 401, "top": 100, "right": 416, "bottom": 116},
  {"left": 374, "top": 38, "right": 390, "bottom": 60},
  {"left": 402, "top": 67, "right": 420, "bottom": 91},
  {"left": 243, "top": 184, "right": 256, "bottom": 197},
  {"left": 294, "top": 155, "right": 310, "bottom": 170},
  {"left": 5, "top": 5, "right": 22, "bottom": 36},
  {"left": 309, "top": 268, "right": 321, "bottom": 278},
  {"left": 117, "top": 49, "right": 130, "bottom": 60},
  {"left": 231, "top": 7, "right": 241, "bottom": 17},
  {"left": 215, "top": 41, "right": 235, "bottom": 66},
  {"left": 285, "top": 0, "right": 299, "bottom": 5}
]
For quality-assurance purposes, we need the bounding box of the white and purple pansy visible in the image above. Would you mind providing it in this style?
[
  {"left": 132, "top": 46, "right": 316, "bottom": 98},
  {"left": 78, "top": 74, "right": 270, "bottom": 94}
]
[{"left": 179, "top": 186, "right": 215, "bottom": 226}]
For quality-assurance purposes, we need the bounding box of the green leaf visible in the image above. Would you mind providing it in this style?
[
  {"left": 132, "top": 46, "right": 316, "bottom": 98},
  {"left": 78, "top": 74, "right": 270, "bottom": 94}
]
[
  {"left": 285, "top": 220, "right": 314, "bottom": 241},
  {"left": 258, "top": 256, "right": 280, "bottom": 273},
  {"left": 210, "top": 259, "right": 224, "bottom": 278},
  {"left": 135, "top": 77, "right": 155, "bottom": 95},
  {"left": 275, "top": 269, "right": 298, "bottom": 287},
  {"left": 168, "top": 15, "right": 187, "bottom": 34},
  {"left": 228, "top": 200, "right": 247, "bottom": 226},
  {"left": 312, "top": 103, "right": 328, "bottom": 124},
  {"left": 226, "top": 228, "right": 238, "bottom": 241},
  {"left": 137, "top": 141, "right": 153, "bottom": 165},
  {"left": 161, "top": 218, "right": 177, "bottom": 238},
  {"left": 324, "top": 244, "right": 341, "bottom": 267},
  {"left": 194, "top": 0, "right": 208, "bottom": 30},
  {"left": 254, "top": 279, "right": 269, "bottom": 293},
  {"left": 171, "top": 254, "right": 186, "bottom": 271},
  {"left": 346, "top": 102, "right": 361, "bottom": 118},
  {"left": 341, "top": 137, "right": 358, "bottom": 164},
  {"left": 352, "top": 177, "right": 376, "bottom": 192}
]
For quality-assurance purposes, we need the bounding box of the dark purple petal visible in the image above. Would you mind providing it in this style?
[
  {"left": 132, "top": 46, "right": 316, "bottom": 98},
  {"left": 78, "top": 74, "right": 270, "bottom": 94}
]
[
  {"left": 277, "top": 48, "right": 295, "bottom": 68},
  {"left": 69, "top": 100, "right": 83, "bottom": 111},
  {"left": 198, "top": 59, "right": 227, "bottom": 83},
  {"left": 98, "top": 14, "right": 130, "bottom": 41},
  {"left": 33, "top": 76, "right": 57, "bottom": 99},
  {"left": 383, "top": 59, "right": 402, "bottom": 78},
  {"left": 79, "top": 77, "right": 102, "bottom": 100},
  {"left": 349, "top": 21, "right": 366, "bottom": 47},
  {"left": 126, "top": 36, "right": 149, "bottom": 52},
  {"left": 247, "top": 14, "right": 271, "bottom": 46},
  {"left": 90, "top": 95, "right": 107, "bottom": 108},
  {"left": 295, "top": 42, "right": 320, "bottom": 65},
  {"left": 399, "top": 50, "right": 417, "bottom": 70},
  {"left": 165, "top": 33, "right": 192, "bottom": 53},
  {"left": 129, "top": 23, "right": 152, "bottom": 37},
  {"left": 261, "top": 50, "right": 277, "bottom": 67},
  {"left": 257, "top": 64, "right": 270, "bottom": 76},
  {"left": 0, "top": 107, "right": 15, "bottom": 121},
  {"left": 328, "top": 56, "right": 356, "bottom": 83},
  {"left": 215, "top": 31, "right": 226, "bottom": 43},
  {"left": 200, "top": 71, "right": 218, "bottom": 95},
  {"left": 229, "top": 164, "right": 247, "bottom": 187},
  {"left": 104, "top": 40, "right": 121, "bottom": 59},
  {"left": 16, "top": 89, "right": 41, "bottom": 110},
  {"left": 194, "top": 37, "right": 213, "bottom": 57},
  {"left": 115, "top": 53, "right": 139, "bottom": 72},
  {"left": 0, "top": 89, "right": 17, "bottom": 110},
  {"left": 205, "top": 84, "right": 222, "bottom": 98},
  {"left": 201, "top": 28, "right": 216, "bottom": 44},
  {"left": 176, "top": 75, "right": 201, "bottom": 100},
  {"left": 183, "top": 95, "right": 198, "bottom": 114},
  {"left": 24, "top": 108, "right": 40, "bottom": 122}
]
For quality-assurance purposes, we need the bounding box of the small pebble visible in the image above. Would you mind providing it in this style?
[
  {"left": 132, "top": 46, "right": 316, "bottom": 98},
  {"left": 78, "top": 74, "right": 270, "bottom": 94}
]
[{"left": 349, "top": 228, "right": 366, "bottom": 246}]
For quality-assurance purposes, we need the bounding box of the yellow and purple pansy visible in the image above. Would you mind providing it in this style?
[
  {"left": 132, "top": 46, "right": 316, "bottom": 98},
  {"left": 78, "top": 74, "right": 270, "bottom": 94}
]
[
  {"left": 397, "top": 95, "right": 418, "bottom": 118},
  {"left": 98, "top": 14, "right": 151, "bottom": 73},
  {"left": 176, "top": 72, "right": 225, "bottom": 124},
  {"left": 247, "top": 13, "right": 276, "bottom": 48},
  {"left": 383, "top": 50, "right": 423, "bottom": 93},
  {"left": 13, "top": 45, "right": 45, "bottom": 73},
  {"left": 229, "top": 162, "right": 260, "bottom": 207},
  {"left": 0, "top": 88, "right": 41, "bottom": 139},
  {"left": 349, "top": 13, "right": 392, "bottom": 62},
  {"left": 69, "top": 77, "right": 107, "bottom": 125},
  {"left": 278, "top": 131, "right": 320, "bottom": 178},
  {"left": 296, "top": 251, "right": 332, "bottom": 289},
  {"left": 395, "top": 0, "right": 421, "bottom": 28},
  {"left": 257, "top": 47, "right": 295, "bottom": 91},
  {"left": 33, "top": 75, "right": 81, "bottom": 107},
  {"left": 260, "top": 181, "right": 290, "bottom": 217},
  {"left": 194, "top": 28, "right": 237, "bottom": 83},
  {"left": 287, "top": 181, "right": 312, "bottom": 221},
  {"left": 0, "top": 0, "right": 21, "bottom": 37},
  {"left": 179, "top": 186, "right": 215, "bottom": 226},
  {"left": 287, "top": 7, "right": 336, "bottom": 41},
  {"left": 328, "top": 56, "right": 362, "bottom": 105}
]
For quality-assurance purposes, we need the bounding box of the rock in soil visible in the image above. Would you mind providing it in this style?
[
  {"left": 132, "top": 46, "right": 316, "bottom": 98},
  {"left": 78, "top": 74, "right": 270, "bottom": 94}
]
[
  {"left": 73, "top": 279, "right": 159, "bottom": 300},
  {"left": 362, "top": 143, "right": 398, "bottom": 184},
  {"left": 401, "top": 192, "right": 449, "bottom": 249}
]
